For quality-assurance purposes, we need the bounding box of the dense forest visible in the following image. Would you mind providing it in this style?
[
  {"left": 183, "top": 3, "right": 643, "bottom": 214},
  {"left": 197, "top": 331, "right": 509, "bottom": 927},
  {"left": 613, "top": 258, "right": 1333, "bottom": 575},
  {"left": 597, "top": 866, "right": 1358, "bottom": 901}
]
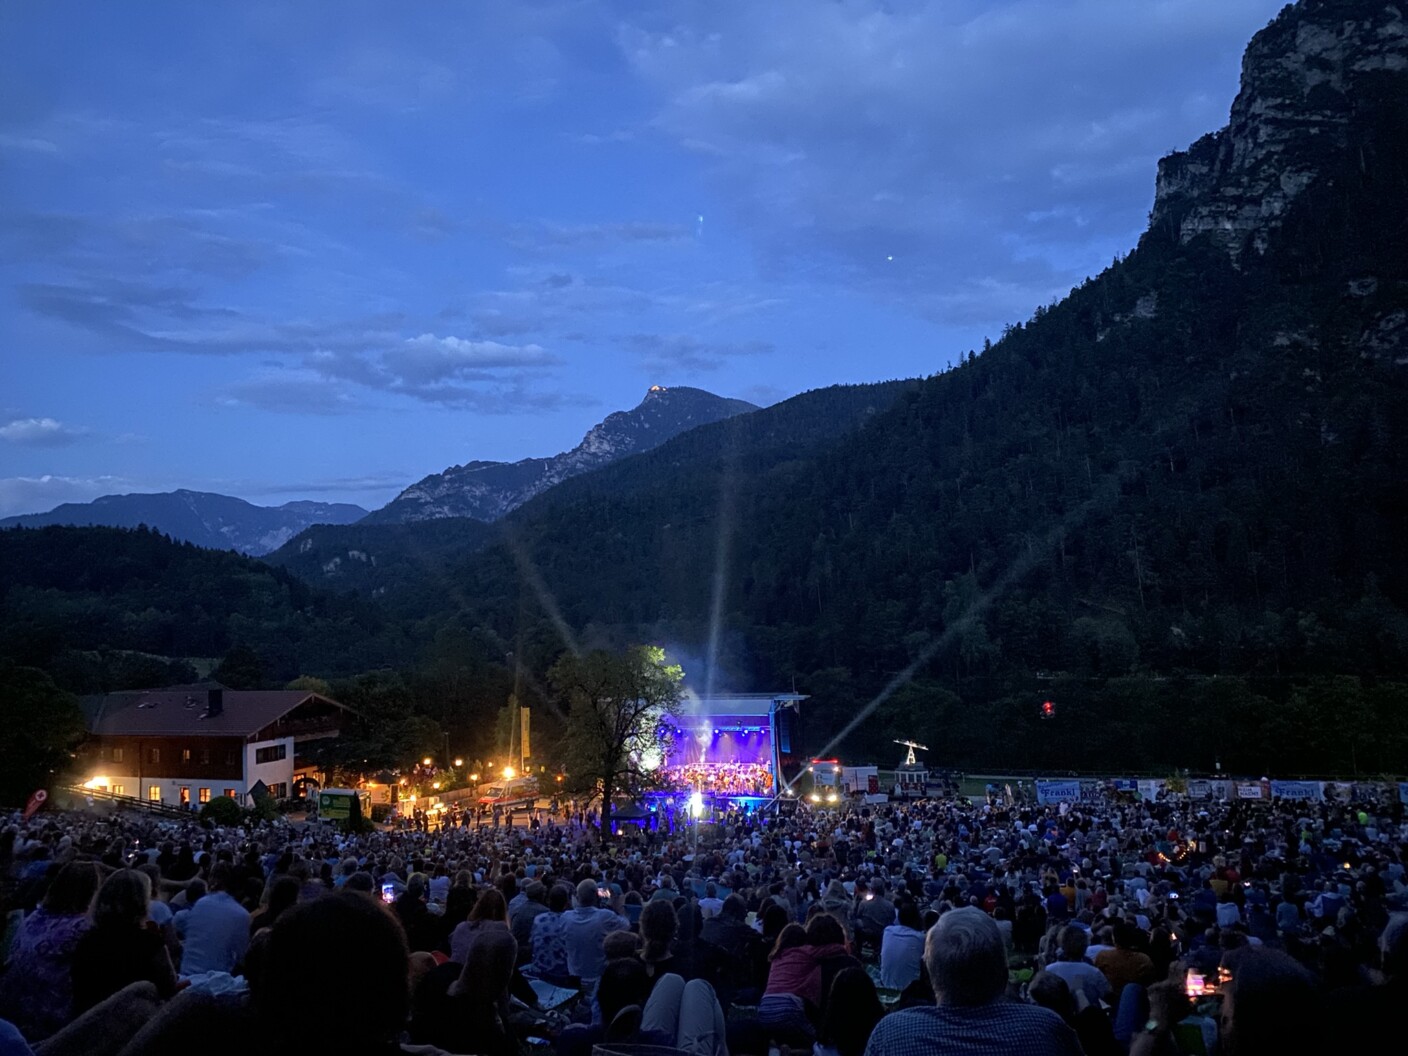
[{"left": 3, "top": 9, "right": 1405, "bottom": 780}]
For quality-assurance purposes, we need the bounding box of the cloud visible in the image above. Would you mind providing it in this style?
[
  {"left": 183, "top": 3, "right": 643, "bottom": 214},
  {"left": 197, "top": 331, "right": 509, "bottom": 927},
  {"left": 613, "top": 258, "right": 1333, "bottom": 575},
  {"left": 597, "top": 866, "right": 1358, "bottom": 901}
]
[
  {"left": 504, "top": 220, "right": 690, "bottom": 251},
  {"left": 616, "top": 0, "right": 1280, "bottom": 325},
  {"left": 0, "top": 134, "right": 59, "bottom": 154},
  {"left": 568, "top": 128, "right": 636, "bottom": 146},
  {"left": 233, "top": 473, "right": 412, "bottom": 498},
  {"left": 215, "top": 373, "right": 363, "bottom": 416},
  {"left": 626, "top": 332, "right": 774, "bottom": 373},
  {"left": 384, "top": 335, "right": 560, "bottom": 385},
  {"left": 217, "top": 333, "right": 565, "bottom": 412},
  {"left": 0, "top": 417, "right": 88, "bottom": 446},
  {"left": 0, "top": 474, "right": 135, "bottom": 519}
]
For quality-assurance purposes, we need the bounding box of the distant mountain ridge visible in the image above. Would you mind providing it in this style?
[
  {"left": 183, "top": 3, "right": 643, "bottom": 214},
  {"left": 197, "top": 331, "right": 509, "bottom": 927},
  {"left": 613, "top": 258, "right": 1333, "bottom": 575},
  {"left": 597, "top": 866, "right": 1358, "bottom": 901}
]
[
  {"left": 362, "top": 385, "right": 758, "bottom": 524},
  {"left": 0, "top": 490, "right": 367, "bottom": 556},
  {"left": 267, "top": 381, "right": 915, "bottom": 593}
]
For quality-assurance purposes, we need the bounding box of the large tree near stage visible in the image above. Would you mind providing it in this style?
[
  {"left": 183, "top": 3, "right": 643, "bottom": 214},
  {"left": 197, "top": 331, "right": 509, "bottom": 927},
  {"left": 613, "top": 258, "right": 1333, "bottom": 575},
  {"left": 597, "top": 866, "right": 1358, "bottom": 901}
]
[{"left": 549, "top": 645, "right": 682, "bottom": 839}]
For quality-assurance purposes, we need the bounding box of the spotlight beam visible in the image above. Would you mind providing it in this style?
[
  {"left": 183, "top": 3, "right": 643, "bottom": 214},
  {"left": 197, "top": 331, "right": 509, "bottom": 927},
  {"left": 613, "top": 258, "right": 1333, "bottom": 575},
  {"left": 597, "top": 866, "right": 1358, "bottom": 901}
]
[{"left": 766, "top": 471, "right": 1126, "bottom": 807}]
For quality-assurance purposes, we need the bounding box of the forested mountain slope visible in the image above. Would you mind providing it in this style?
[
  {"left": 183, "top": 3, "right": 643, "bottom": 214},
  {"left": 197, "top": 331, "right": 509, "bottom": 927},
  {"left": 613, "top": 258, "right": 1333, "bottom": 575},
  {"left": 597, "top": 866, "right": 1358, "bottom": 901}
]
[
  {"left": 389, "top": 0, "right": 1408, "bottom": 772},
  {"left": 269, "top": 380, "right": 916, "bottom": 597}
]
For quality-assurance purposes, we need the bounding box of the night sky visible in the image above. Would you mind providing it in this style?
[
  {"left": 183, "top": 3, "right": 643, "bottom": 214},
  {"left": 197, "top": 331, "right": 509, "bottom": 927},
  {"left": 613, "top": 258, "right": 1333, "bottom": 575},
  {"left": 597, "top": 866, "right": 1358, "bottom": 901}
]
[{"left": 0, "top": 0, "right": 1284, "bottom": 518}]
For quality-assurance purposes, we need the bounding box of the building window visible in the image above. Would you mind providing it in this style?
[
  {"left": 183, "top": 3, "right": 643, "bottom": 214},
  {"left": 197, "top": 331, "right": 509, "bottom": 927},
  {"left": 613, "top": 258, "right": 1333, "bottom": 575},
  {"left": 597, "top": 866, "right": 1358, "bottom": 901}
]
[
  {"left": 179, "top": 786, "right": 190, "bottom": 805},
  {"left": 148, "top": 785, "right": 161, "bottom": 802},
  {"left": 148, "top": 747, "right": 160, "bottom": 764},
  {"left": 269, "top": 782, "right": 289, "bottom": 799},
  {"left": 198, "top": 788, "right": 211, "bottom": 803},
  {"left": 200, "top": 749, "right": 211, "bottom": 764},
  {"left": 255, "top": 744, "right": 287, "bottom": 764},
  {"left": 111, "top": 784, "right": 125, "bottom": 797},
  {"left": 223, "top": 789, "right": 237, "bottom": 798},
  {"left": 111, "top": 747, "right": 124, "bottom": 763},
  {"left": 182, "top": 748, "right": 191, "bottom": 763},
  {"left": 226, "top": 750, "right": 238, "bottom": 766}
]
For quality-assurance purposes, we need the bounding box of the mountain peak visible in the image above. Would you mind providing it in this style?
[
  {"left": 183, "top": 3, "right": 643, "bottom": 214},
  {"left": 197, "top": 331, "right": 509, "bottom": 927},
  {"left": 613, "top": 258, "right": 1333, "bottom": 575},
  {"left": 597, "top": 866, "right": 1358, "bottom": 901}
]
[{"left": 364, "top": 387, "right": 758, "bottom": 524}]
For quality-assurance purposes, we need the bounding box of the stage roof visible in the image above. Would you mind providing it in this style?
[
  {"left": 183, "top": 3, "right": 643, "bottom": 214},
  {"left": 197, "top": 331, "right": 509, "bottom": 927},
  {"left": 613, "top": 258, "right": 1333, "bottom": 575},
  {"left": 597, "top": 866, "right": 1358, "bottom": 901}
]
[{"left": 677, "top": 692, "right": 807, "bottom": 718}]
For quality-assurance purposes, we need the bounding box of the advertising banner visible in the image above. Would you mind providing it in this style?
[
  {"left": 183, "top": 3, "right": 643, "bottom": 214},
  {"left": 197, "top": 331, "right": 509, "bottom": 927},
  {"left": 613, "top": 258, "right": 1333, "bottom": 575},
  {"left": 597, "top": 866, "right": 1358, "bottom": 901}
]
[
  {"left": 1036, "top": 779, "right": 1082, "bottom": 804},
  {"left": 1187, "top": 779, "right": 1212, "bottom": 799},
  {"left": 1236, "top": 782, "right": 1265, "bottom": 800},
  {"left": 1269, "top": 780, "right": 1323, "bottom": 802},
  {"left": 1137, "top": 779, "right": 1165, "bottom": 801}
]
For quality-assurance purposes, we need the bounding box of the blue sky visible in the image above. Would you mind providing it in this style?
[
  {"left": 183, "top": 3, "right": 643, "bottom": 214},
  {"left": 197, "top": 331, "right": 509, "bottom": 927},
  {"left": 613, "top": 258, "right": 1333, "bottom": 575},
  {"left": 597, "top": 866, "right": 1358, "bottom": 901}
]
[{"left": 0, "top": 0, "right": 1284, "bottom": 518}]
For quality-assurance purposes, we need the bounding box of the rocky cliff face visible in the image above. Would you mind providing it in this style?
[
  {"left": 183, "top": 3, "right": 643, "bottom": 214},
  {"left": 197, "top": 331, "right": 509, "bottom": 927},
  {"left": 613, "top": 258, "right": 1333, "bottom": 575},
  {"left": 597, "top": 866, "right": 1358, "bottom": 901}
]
[
  {"left": 363, "top": 386, "right": 758, "bottom": 524},
  {"left": 1149, "top": 0, "right": 1406, "bottom": 259}
]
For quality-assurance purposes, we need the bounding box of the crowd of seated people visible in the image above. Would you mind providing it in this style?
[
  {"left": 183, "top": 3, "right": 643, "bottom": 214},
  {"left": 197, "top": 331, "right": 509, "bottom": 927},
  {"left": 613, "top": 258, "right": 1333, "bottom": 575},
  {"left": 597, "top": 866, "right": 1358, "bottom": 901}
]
[{"left": 0, "top": 782, "right": 1403, "bottom": 1055}]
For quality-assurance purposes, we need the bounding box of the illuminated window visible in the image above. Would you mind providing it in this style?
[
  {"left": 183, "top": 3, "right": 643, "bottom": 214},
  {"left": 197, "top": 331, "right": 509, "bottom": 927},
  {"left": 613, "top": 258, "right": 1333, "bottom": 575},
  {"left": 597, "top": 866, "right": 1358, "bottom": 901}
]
[
  {"left": 269, "top": 782, "right": 288, "bottom": 798},
  {"left": 224, "top": 789, "right": 237, "bottom": 798},
  {"left": 179, "top": 786, "right": 190, "bottom": 804},
  {"left": 198, "top": 788, "right": 211, "bottom": 803},
  {"left": 111, "top": 784, "right": 125, "bottom": 797},
  {"left": 148, "top": 785, "right": 161, "bottom": 802},
  {"left": 182, "top": 748, "right": 192, "bottom": 763}
]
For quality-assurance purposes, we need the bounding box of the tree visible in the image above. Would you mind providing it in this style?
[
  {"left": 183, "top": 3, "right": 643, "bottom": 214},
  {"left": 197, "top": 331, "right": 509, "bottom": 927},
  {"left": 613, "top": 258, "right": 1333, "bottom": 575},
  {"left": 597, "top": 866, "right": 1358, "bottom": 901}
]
[
  {"left": 305, "top": 671, "right": 443, "bottom": 782},
  {"left": 212, "top": 644, "right": 264, "bottom": 689},
  {"left": 0, "top": 661, "right": 86, "bottom": 806},
  {"left": 286, "top": 675, "right": 333, "bottom": 695},
  {"left": 549, "top": 645, "right": 683, "bottom": 839}
]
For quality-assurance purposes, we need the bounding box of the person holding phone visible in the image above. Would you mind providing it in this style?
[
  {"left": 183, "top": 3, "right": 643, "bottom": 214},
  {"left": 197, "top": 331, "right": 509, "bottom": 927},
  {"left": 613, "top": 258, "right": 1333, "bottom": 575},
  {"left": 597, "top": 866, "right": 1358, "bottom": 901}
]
[{"left": 561, "top": 879, "right": 629, "bottom": 996}]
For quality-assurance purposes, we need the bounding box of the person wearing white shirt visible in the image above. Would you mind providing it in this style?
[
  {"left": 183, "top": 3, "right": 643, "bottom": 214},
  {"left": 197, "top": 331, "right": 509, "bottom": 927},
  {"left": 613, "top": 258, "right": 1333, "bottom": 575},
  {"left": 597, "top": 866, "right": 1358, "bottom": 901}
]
[
  {"left": 178, "top": 864, "right": 250, "bottom": 977},
  {"left": 699, "top": 881, "right": 725, "bottom": 919}
]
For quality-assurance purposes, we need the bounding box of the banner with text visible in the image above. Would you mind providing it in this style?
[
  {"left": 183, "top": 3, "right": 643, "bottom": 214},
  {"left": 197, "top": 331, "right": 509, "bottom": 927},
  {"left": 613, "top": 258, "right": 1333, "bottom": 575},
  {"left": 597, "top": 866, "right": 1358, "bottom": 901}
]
[
  {"left": 1036, "top": 779, "right": 1082, "bottom": 804},
  {"left": 1269, "top": 780, "right": 1323, "bottom": 802},
  {"left": 1138, "top": 779, "right": 1166, "bottom": 801}
]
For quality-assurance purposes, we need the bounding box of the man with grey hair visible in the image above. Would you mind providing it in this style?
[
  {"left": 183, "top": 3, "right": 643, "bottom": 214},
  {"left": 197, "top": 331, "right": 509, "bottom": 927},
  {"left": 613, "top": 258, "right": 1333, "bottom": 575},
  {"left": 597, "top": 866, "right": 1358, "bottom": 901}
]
[
  {"left": 562, "top": 877, "right": 629, "bottom": 991},
  {"left": 863, "top": 908, "right": 1081, "bottom": 1056}
]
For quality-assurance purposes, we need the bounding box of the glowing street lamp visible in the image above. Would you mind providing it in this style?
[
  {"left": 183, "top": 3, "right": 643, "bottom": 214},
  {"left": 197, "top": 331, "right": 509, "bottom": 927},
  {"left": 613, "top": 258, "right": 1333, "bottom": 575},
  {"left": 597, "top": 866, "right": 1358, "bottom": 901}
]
[
  {"left": 453, "top": 757, "right": 464, "bottom": 768},
  {"left": 423, "top": 757, "right": 434, "bottom": 767},
  {"left": 502, "top": 765, "right": 516, "bottom": 780}
]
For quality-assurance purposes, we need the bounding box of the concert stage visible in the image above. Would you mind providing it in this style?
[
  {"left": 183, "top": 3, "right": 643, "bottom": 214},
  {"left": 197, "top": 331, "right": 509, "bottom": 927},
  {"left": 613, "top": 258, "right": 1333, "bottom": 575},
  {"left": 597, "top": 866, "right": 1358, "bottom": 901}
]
[{"left": 654, "top": 692, "right": 807, "bottom": 808}]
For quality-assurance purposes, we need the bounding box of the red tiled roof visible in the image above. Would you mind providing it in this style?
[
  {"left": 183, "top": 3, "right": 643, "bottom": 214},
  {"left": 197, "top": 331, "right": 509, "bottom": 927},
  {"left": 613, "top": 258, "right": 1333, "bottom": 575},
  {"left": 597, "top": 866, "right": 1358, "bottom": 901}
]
[{"left": 83, "top": 688, "right": 347, "bottom": 738}]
